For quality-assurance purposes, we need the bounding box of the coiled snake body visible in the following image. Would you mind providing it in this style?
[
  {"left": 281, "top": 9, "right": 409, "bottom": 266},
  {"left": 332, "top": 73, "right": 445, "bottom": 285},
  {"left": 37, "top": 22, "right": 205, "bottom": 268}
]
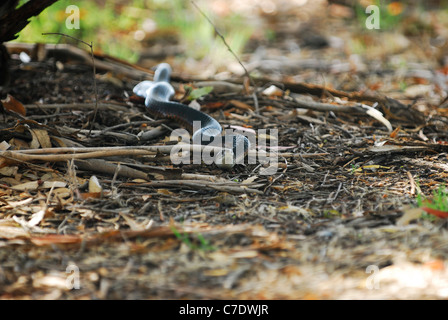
[{"left": 133, "top": 63, "right": 250, "bottom": 168}]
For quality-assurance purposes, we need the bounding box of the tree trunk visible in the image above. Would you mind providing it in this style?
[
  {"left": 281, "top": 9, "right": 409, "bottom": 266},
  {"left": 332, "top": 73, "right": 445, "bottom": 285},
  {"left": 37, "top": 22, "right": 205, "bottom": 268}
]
[
  {"left": 0, "top": 0, "right": 59, "bottom": 86},
  {"left": 0, "top": 0, "right": 59, "bottom": 43}
]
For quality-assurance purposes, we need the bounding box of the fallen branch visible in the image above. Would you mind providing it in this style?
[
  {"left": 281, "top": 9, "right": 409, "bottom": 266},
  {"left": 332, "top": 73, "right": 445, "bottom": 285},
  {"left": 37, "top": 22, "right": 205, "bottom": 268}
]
[
  {"left": 73, "top": 159, "right": 149, "bottom": 180},
  {"left": 0, "top": 144, "right": 233, "bottom": 162},
  {"left": 6, "top": 42, "right": 154, "bottom": 80},
  {"left": 128, "top": 179, "right": 264, "bottom": 194},
  {"left": 24, "top": 103, "right": 129, "bottom": 112},
  {"left": 290, "top": 94, "right": 393, "bottom": 132}
]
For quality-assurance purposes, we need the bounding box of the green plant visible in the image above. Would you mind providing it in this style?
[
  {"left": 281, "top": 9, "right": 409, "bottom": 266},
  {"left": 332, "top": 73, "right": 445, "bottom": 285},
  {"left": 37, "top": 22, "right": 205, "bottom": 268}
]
[
  {"left": 15, "top": 0, "right": 143, "bottom": 62},
  {"left": 417, "top": 184, "right": 448, "bottom": 212},
  {"left": 354, "top": 0, "right": 404, "bottom": 31},
  {"left": 15, "top": 0, "right": 253, "bottom": 67},
  {"left": 322, "top": 210, "right": 341, "bottom": 218},
  {"left": 153, "top": 0, "right": 253, "bottom": 67},
  {"left": 171, "top": 225, "right": 215, "bottom": 252},
  {"left": 420, "top": 212, "right": 437, "bottom": 222},
  {"left": 184, "top": 85, "right": 214, "bottom": 101},
  {"left": 399, "top": 81, "right": 408, "bottom": 91},
  {"left": 350, "top": 163, "right": 359, "bottom": 174}
]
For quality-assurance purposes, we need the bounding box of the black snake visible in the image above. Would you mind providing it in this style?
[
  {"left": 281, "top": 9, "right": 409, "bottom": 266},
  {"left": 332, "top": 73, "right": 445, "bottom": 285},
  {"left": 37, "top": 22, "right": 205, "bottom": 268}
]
[{"left": 133, "top": 63, "right": 250, "bottom": 168}]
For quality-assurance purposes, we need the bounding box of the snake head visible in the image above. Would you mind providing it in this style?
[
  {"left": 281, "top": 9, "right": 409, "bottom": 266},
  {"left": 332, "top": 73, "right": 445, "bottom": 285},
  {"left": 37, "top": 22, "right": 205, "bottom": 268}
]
[
  {"left": 133, "top": 80, "right": 154, "bottom": 98},
  {"left": 154, "top": 63, "right": 172, "bottom": 82}
]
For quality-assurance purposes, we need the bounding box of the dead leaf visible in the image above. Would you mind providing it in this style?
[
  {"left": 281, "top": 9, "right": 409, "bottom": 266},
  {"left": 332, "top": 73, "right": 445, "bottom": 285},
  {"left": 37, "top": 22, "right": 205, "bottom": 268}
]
[
  {"left": 226, "top": 113, "right": 250, "bottom": 121},
  {"left": 88, "top": 176, "right": 102, "bottom": 193},
  {"left": 0, "top": 141, "right": 10, "bottom": 151},
  {"left": 0, "top": 166, "right": 18, "bottom": 176},
  {"left": 369, "top": 145, "right": 429, "bottom": 154},
  {"left": 31, "top": 234, "right": 82, "bottom": 246},
  {"left": 0, "top": 177, "right": 21, "bottom": 186},
  {"left": 229, "top": 100, "right": 255, "bottom": 111},
  {"left": 278, "top": 204, "right": 311, "bottom": 218},
  {"left": 350, "top": 165, "right": 391, "bottom": 173},
  {"left": 0, "top": 220, "right": 30, "bottom": 239},
  {"left": 1, "top": 94, "right": 26, "bottom": 116},
  {"left": 50, "top": 136, "right": 68, "bottom": 147},
  {"left": 120, "top": 212, "right": 149, "bottom": 231},
  {"left": 262, "top": 85, "right": 283, "bottom": 97},
  {"left": 11, "top": 181, "right": 39, "bottom": 191},
  {"left": 242, "top": 176, "right": 258, "bottom": 184},
  {"left": 42, "top": 181, "right": 67, "bottom": 189},
  {"left": 258, "top": 133, "right": 278, "bottom": 142},
  {"left": 423, "top": 260, "right": 445, "bottom": 271},
  {"left": 10, "top": 180, "right": 66, "bottom": 191},
  {"left": 188, "top": 100, "right": 201, "bottom": 111},
  {"left": 418, "top": 129, "right": 429, "bottom": 141},
  {"left": 1, "top": 197, "right": 33, "bottom": 209},
  {"left": 8, "top": 138, "right": 29, "bottom": 150},
  {"left": 203, "top": 269, "right": 229, "bottom": 276},
  {"left": 79, "top": 192, "right": 102, "bottom": 200},
  {"left": 157, "top": 189, "right": 173, "bottom": 195},
  {"left": 96, "top": 72, "right": 123, "bottom": 87},
  {"left": 362, "top": 104, "right": 393, "bottom": 132},
  {"left": 53, "top": 187, "right": 73, "bottom": 205},
  {"left": 396, "top": 207, "right": 424, "bottom": 226},
  {"left": 229, "top": 250, "right": 258, "bottom": 259},
  {"left": 28, "top": 207, "right": 47, "bottom": 227},
  {"left": 422, "top": 207, "right": 448, "bottom": 219},
  {"left": 404, "top": 84, "right": 432, "bottom": 98},
  {"left": 29, "top": 128, "right": 51, "bottom": 149},
  {"left": 389, "top": 126, "right": 401, "bottom": 139},
  {"left": 203, "top": 101, "right": 225, "bottom": 110},
  {"left": 281, "top": 265, "right": 302, "bottom": 276},
  {"left": 228, "top": 125, "right": 255, "bottom": 135},
  {"left": 32, "top": 273, "right": 67, "bottom": 289}
]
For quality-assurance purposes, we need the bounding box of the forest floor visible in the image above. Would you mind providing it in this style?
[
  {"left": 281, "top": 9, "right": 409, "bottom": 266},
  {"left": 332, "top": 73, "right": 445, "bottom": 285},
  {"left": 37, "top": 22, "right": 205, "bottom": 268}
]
[{"left": 1, "top": 0, "right": 448, "bottom": 300}]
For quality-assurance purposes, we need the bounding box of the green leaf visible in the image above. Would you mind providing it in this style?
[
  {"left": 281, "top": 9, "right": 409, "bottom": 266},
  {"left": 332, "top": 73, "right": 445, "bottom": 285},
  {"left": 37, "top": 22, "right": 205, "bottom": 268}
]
[{"left": 186, "top": 86, "right": 214, "bottom": 101}]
